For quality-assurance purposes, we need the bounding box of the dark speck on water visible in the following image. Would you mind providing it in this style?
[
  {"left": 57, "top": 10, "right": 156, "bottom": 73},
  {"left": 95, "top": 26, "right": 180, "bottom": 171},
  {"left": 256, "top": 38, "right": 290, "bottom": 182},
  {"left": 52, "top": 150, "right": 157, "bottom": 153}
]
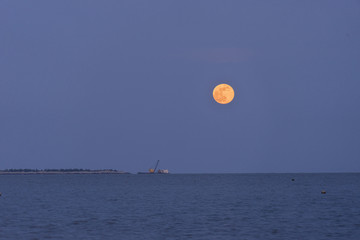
[{"left": 0, "top": 173, "right": 359, "bottom": 239}]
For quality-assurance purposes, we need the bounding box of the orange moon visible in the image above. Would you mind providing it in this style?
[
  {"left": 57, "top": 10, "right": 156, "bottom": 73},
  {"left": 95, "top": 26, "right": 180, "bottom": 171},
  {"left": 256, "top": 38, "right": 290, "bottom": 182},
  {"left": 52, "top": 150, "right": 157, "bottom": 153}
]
[{"left": 213, "top": 84, "right": 235, "bottom": 104}]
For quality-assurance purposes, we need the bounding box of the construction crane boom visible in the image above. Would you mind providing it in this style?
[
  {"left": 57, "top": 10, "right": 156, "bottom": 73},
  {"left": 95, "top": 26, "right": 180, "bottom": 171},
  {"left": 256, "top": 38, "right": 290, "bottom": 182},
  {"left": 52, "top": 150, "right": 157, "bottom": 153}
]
[{"left": 154, "top": 160, "right": 160, "bottom": 172}]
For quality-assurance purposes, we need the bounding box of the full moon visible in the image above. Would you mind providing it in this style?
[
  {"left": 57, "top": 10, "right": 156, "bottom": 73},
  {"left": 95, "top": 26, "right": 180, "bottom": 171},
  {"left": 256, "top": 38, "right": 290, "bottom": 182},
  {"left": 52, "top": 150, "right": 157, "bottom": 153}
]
[{"left": 213, "top": 84, "right": 235, "bottom": 104}]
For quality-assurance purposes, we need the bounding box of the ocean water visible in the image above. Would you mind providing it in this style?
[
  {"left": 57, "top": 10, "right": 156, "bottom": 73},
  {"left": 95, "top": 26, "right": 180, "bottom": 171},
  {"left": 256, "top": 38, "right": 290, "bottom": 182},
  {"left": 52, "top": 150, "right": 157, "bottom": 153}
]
[{"left": 0, "top": 173, "right": 359, "bottom": 239}]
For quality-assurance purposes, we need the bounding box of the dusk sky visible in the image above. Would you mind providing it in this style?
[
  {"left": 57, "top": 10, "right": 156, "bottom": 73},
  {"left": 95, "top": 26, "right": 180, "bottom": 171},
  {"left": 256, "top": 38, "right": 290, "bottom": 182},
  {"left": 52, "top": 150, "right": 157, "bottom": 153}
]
[{"left": 1, "top": 1, "right": 359, "bottom": 173}]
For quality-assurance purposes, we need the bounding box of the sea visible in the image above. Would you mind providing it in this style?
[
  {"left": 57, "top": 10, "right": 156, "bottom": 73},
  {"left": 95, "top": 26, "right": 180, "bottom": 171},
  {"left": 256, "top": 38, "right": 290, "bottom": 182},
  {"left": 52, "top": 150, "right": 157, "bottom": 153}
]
[{"left": 0, "top": 173, "right": 359, "bottom": 239}]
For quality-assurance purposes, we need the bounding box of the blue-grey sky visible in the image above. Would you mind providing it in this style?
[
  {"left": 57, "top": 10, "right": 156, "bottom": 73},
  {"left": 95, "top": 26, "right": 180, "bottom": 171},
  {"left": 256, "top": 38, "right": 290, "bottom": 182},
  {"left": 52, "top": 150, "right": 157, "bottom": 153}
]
[{"left": 1, "top": 0, "right": 360, "bottom": 173}]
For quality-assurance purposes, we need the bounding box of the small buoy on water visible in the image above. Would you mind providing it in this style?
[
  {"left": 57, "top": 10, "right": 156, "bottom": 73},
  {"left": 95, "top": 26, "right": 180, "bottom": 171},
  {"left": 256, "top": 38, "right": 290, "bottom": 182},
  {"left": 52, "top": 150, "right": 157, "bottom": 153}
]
[
  {"left": 291, "top": 178, "right": 295, "bottom": 181},
  {"left": 0, "top": 192, "right": 2, "bottom": 197},
  {"left": 321, "top": 190, "right": 326, "bottom": 194}
]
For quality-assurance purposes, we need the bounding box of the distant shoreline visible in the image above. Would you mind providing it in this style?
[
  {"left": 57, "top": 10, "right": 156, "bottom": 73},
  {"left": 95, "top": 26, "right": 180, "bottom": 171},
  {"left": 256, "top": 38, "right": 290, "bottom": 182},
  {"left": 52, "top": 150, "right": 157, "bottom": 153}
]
[{"left": 0, "top": 169, "right": 130, "bottom": 175}]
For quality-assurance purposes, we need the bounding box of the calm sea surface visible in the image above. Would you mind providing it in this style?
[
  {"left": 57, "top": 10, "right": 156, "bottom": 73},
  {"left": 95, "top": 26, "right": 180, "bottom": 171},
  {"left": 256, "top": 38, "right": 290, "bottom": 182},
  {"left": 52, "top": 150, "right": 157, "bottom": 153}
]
[{"left": 0, "top": 173, "right": 359, "bottom": 239}]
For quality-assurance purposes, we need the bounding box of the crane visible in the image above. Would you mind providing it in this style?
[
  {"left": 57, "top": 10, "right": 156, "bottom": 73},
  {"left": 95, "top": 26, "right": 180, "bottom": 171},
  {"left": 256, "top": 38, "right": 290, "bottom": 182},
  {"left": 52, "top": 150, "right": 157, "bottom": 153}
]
[
  {"left": 153, "top": 160, "right": 160, "bottom": 172},
  {"left": 148, "top": 160, "right": 160, "bottom": 173}
]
